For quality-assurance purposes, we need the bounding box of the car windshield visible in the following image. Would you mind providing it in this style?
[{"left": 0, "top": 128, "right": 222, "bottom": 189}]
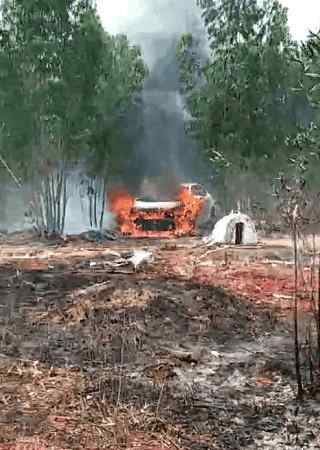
[{"left": 136, "top": 196, "right": 157, "bottom": 202}]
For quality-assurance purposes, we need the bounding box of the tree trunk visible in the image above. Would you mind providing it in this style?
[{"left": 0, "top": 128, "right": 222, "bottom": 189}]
[
  {"left": 47, "top": 177, "right": 54, "bottom": 232},
  {"left": 60, "top": 174, "right": 67, "bottom": 234},
  {"left": 89, "top": 178, "right": 93, "bottom": 229},
  {"left": 51, "top": 175, "right": 57, "bottom": 232},
  {"left": 56, "top": 171, "right": 63, "bottom": 232},
  {"left": 93, "top": 178, "right": 98, "bottom": 229},
  {"left": 99, "top": 179, "right": 106, "bottom": 231},
  {"left": 317, "top": 255, "right": 320, "bottom": 371},
  {"left": 311, "top": 234, "right": 316, "bottom": 308},
  {"left": 293, "top": 220, "right": 304, "bottom": 399},
  {"left": 43, "top": 179, "right": 51, "bottom": 233}
]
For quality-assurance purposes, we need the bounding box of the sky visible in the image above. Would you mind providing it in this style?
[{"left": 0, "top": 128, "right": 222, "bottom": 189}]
[
  {"left": 280, "top": 0, "right": 320, "bottom": 40},
  {"left": 97, "top": 0, "right": 320, "bottom": 42}
]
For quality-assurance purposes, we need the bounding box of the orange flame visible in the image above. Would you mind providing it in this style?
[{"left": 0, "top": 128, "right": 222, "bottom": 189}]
[
  {"left": 108, "top": 185, "right": 204, "bottom": 238},
  {"left": 109, "top": 189, "right": 134, "bottom": 216}
]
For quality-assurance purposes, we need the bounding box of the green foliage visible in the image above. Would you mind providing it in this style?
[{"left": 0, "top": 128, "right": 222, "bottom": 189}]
[
  {"left": 87, "top": 34, "right": 147, "bottom": 178},
  {"left": 0, "top": 0, "right": 147, "bottom": 179},
  {"left": 0, "top": 0, "right": 148, "bottom": 233},
  {"left": 280, "top": 31, "right": 320, "bottom": 195},
  {"left": 300, "top": 32, "right": 320, "bottom": 112},
  {"left": 177, "top": 0, "right": 304, "bottom": 209},
  {"left": 0, "top": 0, "right": 96, "bottom": 175}
]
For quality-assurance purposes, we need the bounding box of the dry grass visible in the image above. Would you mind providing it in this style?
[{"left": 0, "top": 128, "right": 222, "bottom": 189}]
[
  {"left": 0, "top": 233, "right": 318, "bottom": 449},
  {"left": 0, "top": 357, "right": 185, "bottom": 449}
]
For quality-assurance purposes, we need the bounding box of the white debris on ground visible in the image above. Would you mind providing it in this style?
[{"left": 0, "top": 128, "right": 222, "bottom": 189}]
[
  {"left": 204, "top": 211, "right": 258, "bottom": 246},
  {"left": 91, "top": 248, "right": 155, "bottom": 271},
  {"left": 128, "top": 249, "right": 154, "bottom": 270}
]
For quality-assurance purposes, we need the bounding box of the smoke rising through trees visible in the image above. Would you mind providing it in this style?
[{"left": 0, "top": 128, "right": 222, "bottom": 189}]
[{"left": 114, "top": 1, "right": 210, "bottom": 197}]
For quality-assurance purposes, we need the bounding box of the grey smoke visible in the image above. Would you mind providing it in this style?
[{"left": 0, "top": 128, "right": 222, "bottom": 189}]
[
  {"left": 115, "top": 0, "right": 210, "bottom": 197},
  {"left": 125, "top": 1, "right": 204, "bottom": 68}
]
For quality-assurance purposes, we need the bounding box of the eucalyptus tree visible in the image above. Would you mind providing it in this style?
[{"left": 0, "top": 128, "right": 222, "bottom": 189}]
[
  {"left": 0, "top": 0, "right": 147, "bottom": 234},
  {"left": 177, "top": 0, "right": 302, "bottom": 211},
  {"left": 84, "top": 33, "right": 147, "bottom": 230}
]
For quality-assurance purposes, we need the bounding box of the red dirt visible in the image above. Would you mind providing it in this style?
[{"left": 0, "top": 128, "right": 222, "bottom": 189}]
[
  {"left": 0, "top": 233, "right": 315, "bottom": 450},
  {"left": 194, "top": 264, "right": 312, "bottom": 312},
  {"left": 155, "top": 243, "right": 313, "bottom": 313}
]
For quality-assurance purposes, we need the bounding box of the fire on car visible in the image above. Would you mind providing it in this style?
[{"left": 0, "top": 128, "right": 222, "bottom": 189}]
[{"left": 108, "top": 183, "right": 213, "bottom": 238}]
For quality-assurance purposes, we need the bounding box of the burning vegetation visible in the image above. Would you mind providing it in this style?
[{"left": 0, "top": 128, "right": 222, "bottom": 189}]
[{"left": 108, "top": 183, "right": 206, "bottom": 238}]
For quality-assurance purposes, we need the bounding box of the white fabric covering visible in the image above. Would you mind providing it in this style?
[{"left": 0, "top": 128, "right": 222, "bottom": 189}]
[{"left": 205, "top": 212, "right": 257, "bottom": 245}]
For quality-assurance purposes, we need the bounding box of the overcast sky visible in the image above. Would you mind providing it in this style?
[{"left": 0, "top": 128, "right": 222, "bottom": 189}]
[{"left": 97, "top": 0, "right": 320, "bottom": 41}]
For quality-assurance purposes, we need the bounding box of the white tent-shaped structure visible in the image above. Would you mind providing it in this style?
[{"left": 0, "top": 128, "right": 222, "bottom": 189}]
[{"left": 205, "top": 212, "right": 257, "bottom": 246}]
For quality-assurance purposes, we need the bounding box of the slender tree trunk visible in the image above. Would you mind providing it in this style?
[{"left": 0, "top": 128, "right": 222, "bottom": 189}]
[
  {"left": 99, "top": 179, "right": 106, "bottom": 231},
  {"left": 43, "top": 179, "right": 50, "bottom": 234},
  {"left": 293, "top": 220, "right": 304, "bottom": 399},
  {"left": 0, "top": 153, "right": 22, "bottom": 188},
  {"left": 47, "top": 177, "right": 54, "bottom": 232},
  {"left": 60, "top": 174, "right": 67, "bottom": 234},
  {"left": 308, "top": 322, "right": 314, "bottom": 385},
  {"left": 89, "top": 178, "right": 93, "bottom": 229},
  {"left": 93, "top": 178, "right": 98, "bottom": 229},
  {"left": 56, "top": 171, "right": 63, "bottom": 231},
  {"left": 311, "top": 234, "right": 316, "bottom": 307},
  {"left": 51, "top": 175, "right": 57, "bottom": 232},
  {"left": 31, "top": 192, "right": 41, "bottom": 234},
  {"left": 317, "top": 254, "right": 320, "bottom": 371},
  {"left": 38, "top": 191, "right": 46, "bottom": 235}
]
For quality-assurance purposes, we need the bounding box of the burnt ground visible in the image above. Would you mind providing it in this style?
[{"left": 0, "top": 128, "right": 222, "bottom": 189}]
[{"left": 0, "top": 233, "right": 319, "bottom": 449}]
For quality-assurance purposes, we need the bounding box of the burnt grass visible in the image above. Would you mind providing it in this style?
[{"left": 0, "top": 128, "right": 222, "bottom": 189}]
[{"left": 0, "top": 244, "right": 319, "bottom": 449}]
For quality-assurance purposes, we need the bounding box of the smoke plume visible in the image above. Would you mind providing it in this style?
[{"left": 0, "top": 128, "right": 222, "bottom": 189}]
[{"left": 112, "top": 0, "right": 210, "bottom": 199}]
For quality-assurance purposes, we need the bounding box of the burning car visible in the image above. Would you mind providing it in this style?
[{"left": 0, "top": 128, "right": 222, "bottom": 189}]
[{"left": 108, "top": 182, "right": 214, "bottom": 238}]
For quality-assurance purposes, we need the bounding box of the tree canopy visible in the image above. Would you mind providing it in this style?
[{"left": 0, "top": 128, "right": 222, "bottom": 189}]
[
  {"left": 177, "top": 0, "right": 306, "bottom": 211},
  {"left": 0, "top": 0, "right": 148, "bottom": 233}
]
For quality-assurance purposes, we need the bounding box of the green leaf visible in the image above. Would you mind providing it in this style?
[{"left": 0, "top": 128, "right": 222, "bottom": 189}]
[{"left": 305, "top": 72, "right": 320, "bottom": 79}]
